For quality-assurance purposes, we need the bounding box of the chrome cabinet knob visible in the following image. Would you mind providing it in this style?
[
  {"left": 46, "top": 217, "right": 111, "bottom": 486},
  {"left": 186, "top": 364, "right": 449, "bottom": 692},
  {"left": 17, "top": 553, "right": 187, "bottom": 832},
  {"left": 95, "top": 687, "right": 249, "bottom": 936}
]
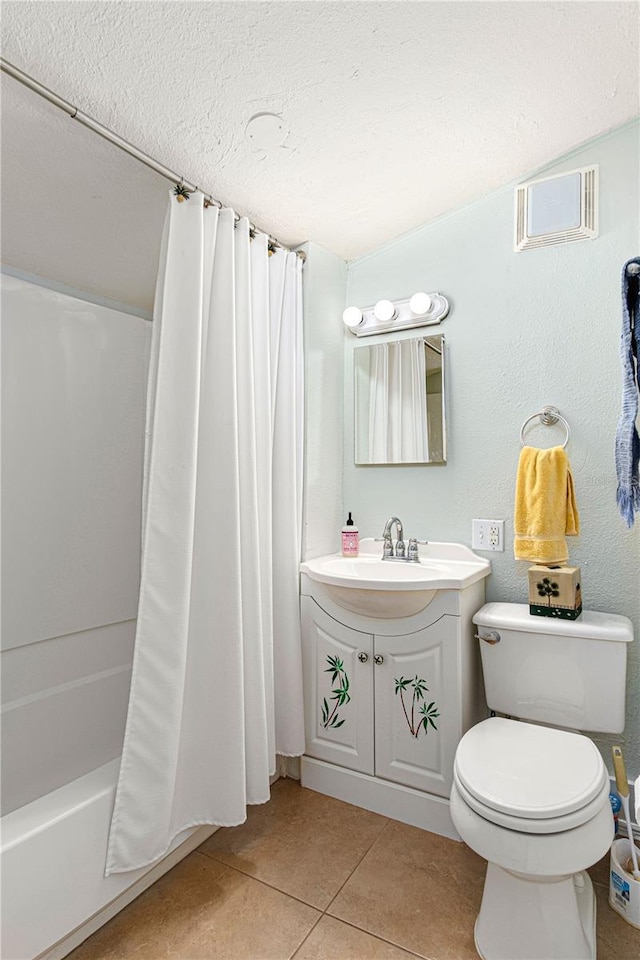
[
  {"left": 358, "top": 652, "right": 369, "bottom": 663},
  {"left": 374, "top": 654, "right": 384, "bottom": 665}
]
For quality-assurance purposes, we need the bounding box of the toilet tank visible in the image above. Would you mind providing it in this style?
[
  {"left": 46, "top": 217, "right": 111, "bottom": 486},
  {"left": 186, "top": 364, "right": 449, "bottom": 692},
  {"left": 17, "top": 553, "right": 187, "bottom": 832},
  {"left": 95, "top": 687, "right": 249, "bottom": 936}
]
[{"left": 473, "top": 602, "right": 633, "bottom": 733}]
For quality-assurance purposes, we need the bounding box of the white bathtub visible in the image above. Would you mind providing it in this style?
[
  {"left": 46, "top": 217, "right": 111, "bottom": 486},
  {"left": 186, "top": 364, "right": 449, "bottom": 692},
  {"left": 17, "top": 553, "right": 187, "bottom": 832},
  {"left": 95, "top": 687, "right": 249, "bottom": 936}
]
[{"left": 1, "top": 758, "right": 216, "bottom": 960}]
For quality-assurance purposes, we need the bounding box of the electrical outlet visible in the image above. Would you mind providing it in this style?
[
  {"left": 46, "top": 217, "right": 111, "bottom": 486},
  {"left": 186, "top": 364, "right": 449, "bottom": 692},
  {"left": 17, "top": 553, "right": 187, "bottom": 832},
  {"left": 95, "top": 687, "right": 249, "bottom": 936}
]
[{"left": 472, "top": 519, "right": 505, "bottom": 552}]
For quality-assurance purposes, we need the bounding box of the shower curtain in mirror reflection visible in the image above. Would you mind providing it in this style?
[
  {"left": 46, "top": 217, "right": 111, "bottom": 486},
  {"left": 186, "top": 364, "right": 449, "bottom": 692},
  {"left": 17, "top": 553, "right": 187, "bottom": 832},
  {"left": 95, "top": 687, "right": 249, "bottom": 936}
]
[
  {"left": 368, "top": 339, "right": 428, "bottom": 462},
  {"left": 106, "top": 194, "right": 305, "bottom": 874}
]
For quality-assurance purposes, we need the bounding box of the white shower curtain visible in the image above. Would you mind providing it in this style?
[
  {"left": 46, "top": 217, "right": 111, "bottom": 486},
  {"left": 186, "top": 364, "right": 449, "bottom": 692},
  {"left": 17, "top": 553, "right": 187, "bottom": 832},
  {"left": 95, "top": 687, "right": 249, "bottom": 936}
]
[
  {"left": 368, "top": 339, "right": 428, "bottom": 462},
  {"left": 106, "top": 193, "right": 305, "bottom": 875}
]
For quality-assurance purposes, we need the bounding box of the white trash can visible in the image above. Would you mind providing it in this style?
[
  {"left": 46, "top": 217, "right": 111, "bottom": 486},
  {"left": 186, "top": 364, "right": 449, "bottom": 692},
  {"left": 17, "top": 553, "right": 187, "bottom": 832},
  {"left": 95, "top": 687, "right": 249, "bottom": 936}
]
[{"left": 609, "top": 838, "right": 640, "bottom": 928}]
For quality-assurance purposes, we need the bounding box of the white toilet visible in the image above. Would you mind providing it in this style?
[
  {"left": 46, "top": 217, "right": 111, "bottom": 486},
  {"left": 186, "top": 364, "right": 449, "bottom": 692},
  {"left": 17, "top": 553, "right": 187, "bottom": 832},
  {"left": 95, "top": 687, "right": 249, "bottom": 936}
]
[{"left": 450, "top": 602, "right": 633, "bottom": 960}]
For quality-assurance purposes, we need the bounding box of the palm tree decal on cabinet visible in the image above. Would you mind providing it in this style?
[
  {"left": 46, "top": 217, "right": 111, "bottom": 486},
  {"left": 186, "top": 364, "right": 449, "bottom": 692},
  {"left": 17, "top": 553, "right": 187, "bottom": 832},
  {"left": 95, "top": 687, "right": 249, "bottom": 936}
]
[
  {"left": 394, "top": 675, "right": 440, "bottom": 738},
  {"left": 321, "top": 655, "right": 351, "bottom": 729}
]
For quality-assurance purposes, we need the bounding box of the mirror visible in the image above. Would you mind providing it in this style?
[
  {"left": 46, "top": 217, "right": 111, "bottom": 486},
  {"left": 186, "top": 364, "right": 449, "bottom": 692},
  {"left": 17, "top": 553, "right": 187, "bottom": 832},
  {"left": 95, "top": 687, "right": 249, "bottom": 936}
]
[{"left": 354, "top": 335, "right": 445, "bottom": 464}]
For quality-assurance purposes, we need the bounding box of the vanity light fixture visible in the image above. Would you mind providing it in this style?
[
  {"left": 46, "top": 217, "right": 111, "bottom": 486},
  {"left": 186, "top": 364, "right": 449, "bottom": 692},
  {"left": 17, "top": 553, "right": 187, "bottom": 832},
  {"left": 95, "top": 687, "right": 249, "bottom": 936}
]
[
  {"left": 373, "top": 299, "right": 398, "bottom": 323},
  {"left": 342, "top": 306, "right": 364, "bottom": 330},
  {"left": 409, "top": 292, "right": 433, "bottom": 315},
  {"left": 343, "top": 291, "right": 449, "bottom": 337}
]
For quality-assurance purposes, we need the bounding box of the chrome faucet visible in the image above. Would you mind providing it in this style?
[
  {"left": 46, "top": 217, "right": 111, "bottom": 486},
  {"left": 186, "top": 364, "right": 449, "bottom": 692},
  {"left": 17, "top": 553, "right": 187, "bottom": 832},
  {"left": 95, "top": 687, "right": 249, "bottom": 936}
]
[
  {"left": 382, "top": 516, "right": 404, "bottom": 560},
  {"left": 381, "top": 517, "right": 423, "bottom": 562}
]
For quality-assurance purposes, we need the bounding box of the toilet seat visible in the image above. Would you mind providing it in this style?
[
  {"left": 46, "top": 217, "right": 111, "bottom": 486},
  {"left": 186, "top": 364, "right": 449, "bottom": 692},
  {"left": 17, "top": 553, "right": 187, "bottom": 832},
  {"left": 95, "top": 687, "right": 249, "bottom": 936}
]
[
  {"left": 453, "top": 768, "right": 610, "bottom": 834},
  {"left": 454, "top": 718, "right": 609, "bottom": 832}
]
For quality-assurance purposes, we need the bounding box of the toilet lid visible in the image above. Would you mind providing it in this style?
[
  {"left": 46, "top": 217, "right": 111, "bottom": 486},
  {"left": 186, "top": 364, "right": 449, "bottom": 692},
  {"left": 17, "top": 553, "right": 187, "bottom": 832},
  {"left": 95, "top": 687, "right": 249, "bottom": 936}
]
[{"left": 455, "top": 718, "right": 608, "bottom": 820}]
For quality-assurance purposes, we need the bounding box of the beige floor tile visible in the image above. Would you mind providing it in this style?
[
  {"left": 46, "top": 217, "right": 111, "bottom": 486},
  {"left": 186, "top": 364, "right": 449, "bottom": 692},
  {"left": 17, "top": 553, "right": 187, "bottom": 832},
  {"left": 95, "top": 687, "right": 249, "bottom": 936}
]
[
  {"left": 588, "top": 850, "right": 612, "bottom": 888},
  {"left": 328, "top": 820, "right": 485, "bottom": 960},
  {"left": 67, "top": 851, "right": 320, "bottom": 960},
  {"left": 293, "top": 916, "right": 420, "bottom": 960},
  {"left": 199, "top": 779, "right": 389, "bottom": 909},
  {"left": 594, "top": 877, "right": 640, "bottom": 960}
]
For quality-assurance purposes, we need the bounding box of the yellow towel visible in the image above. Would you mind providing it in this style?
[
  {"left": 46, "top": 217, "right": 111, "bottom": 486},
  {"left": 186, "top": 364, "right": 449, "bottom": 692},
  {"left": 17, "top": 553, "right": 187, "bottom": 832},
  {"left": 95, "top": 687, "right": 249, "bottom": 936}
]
[{"left": 514, "top": 445, "right": 580, "bottom": 564}]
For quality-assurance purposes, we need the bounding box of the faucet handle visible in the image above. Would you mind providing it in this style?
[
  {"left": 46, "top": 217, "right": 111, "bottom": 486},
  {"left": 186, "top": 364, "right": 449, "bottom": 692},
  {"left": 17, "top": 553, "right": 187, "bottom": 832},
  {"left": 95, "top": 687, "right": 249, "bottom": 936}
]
[
  {"left": 382, "top": 536, "right": 394, "bottom": 558},
  {"left": 407, "top": 538, "right": 419, "bottom": 560}
]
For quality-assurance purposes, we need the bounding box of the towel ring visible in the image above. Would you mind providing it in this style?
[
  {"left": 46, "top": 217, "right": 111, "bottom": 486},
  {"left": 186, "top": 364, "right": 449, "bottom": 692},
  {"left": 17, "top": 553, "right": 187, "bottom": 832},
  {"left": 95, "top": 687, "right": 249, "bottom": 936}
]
[{"left": 520, "top": 405, "right": 570, "bottom": 449}]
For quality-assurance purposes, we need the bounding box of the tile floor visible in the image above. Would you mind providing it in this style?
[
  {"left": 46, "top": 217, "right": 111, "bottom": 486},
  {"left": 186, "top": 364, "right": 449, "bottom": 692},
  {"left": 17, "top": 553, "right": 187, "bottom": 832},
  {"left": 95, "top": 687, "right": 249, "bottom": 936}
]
[{"left": 69, "top": 779, "right": 640, "bottom": 960}]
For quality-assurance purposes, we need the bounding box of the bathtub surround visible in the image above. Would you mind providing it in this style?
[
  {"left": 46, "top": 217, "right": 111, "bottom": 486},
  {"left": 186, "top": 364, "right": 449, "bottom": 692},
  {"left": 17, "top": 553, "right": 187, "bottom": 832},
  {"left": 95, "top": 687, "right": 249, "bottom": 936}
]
[
  {"left": 1, "top": 277, "right": 150, "bottom": 650},
  {"left": 299, "top": 241, "right": 347, "bottom": 561},
  {"left": 106, "top": 194, "right": 305, "bottom": 875},
  {"left": 0, "top": 276, "right": 150, "bottom": 815}
]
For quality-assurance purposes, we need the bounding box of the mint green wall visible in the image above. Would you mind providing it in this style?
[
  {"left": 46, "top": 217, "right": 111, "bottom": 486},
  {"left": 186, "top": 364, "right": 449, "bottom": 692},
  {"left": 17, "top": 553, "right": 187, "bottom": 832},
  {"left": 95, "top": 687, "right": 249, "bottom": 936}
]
[{"left": 343, "top": 122, "right": 640, "bottom": 776}]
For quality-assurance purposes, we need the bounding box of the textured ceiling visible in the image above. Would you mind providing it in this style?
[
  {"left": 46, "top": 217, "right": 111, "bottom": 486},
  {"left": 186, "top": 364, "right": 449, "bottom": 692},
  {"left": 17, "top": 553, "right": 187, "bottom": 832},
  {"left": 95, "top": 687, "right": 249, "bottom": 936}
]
[{"left": 1, "top": 1, "right": 639, "bottom": 309}]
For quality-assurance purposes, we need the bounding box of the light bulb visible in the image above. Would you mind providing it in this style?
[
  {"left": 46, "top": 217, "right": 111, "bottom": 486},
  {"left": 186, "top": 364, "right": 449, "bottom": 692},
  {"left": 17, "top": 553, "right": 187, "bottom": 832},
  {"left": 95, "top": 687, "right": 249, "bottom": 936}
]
[
  {"left": 342, "top": 306, "right": 364, "bottom": 329},
  {"left": 409, "top": 292, "right": 433, "bottom": 315},
  {"left": 373, "top": 299, "right": 397, "bottom": 323}
]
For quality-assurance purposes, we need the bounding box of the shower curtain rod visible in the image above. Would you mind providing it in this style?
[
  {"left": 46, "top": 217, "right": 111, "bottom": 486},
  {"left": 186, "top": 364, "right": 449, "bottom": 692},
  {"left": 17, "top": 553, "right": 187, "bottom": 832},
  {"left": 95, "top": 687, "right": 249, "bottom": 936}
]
[{"left": 1, "top": 58, "right": 305, "bottom": 260}]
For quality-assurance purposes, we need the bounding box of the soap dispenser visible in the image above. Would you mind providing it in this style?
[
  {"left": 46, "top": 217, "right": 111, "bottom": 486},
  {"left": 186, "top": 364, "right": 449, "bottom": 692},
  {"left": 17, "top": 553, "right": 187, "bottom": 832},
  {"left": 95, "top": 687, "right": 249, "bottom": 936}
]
[{"left": 341, "top": 513, "right": 359, "bottom": 557}]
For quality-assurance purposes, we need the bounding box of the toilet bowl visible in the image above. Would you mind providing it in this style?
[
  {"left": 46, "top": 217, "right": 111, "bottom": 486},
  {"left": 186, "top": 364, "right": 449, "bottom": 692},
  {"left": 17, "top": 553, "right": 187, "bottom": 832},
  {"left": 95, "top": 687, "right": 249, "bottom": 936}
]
[
  {"left": 452, "top": 602, "right": 633, "bottom": 960},
  {"left": 451, "top": 718, "right": 614, "bottom": 960}
]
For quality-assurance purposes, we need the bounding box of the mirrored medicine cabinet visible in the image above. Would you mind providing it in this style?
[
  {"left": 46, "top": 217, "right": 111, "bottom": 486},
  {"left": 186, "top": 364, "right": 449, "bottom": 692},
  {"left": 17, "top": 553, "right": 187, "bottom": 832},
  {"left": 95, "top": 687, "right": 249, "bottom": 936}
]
[{"left": 354, "top": 334, "right": 446, "bottom": 465}]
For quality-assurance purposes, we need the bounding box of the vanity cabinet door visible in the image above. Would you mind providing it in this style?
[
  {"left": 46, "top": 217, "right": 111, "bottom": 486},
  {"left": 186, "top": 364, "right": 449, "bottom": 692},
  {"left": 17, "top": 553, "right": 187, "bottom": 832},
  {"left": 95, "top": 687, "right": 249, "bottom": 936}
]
[
  {"left": 301, "top": 596, "right": 374, "bottom": 775},
  {"left": 374, "top": 616, "right": 459, "bottom": 797}
]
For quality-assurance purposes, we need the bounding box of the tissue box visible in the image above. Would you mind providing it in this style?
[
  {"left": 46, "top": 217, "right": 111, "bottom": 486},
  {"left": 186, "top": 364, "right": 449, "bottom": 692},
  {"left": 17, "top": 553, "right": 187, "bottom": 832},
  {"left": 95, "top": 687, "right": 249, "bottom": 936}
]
[{"left": 528, "top": 565, "right": 582, "bottom": 620}]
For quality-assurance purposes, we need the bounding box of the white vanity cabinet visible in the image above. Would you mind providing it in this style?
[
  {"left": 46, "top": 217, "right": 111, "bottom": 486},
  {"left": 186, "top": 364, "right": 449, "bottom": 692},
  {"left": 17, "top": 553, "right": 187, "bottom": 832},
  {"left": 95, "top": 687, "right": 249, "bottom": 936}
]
[
  {"left": 301, "top": 598, "right": 374, "bottom": 775},
  {"left": 374, "top": 616, "right": 459, "bottom": 796},
  {"left": 300, "top": 567, "right": 488, "bottom": 839}
]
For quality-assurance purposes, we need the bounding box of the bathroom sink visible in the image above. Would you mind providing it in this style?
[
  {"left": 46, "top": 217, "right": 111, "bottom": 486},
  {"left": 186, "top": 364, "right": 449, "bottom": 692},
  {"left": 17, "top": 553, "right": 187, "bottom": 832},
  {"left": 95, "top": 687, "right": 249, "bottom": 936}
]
[{"left": 300, "top": 539, "right": 490, "bottom": 618}]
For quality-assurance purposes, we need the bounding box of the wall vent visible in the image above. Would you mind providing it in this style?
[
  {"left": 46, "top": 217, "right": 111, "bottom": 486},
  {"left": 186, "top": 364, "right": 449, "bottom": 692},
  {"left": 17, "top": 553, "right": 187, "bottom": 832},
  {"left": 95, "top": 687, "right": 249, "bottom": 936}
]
[{"left": 514, "top": 165, "right": 598, "bottom": 252}]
